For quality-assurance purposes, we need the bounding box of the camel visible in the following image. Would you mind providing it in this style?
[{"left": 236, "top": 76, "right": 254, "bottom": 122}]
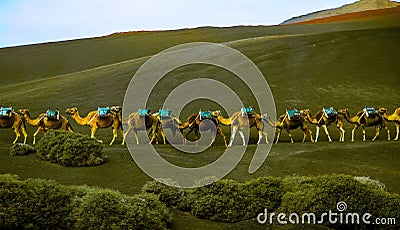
[
  {"left": 264, "top": 110, "right": 314, "bottom": 144},
  {"left": 301, "top": 108, "right": 345, "bottom": 142},
  {"left": 378, "top": 107, "right": 400, "bottom": 140},
  {"left": 338, "top": 108, "right": 390, "bottom": 142},
  {"left": 0, "top": 108, "right": 27, "bottom": 144},
  {"left": 152, "top": 111, "right": 184, "bottom": 144},
  {"left": 17, "top": 109, "right": 73, "bottom": 145},
  {"left": 123, "top": 110, "right": 164, "bottom": 145},
  {"left": 65, "top": 107, "right": 124, "bottom": 145},
  {"left": 180, "top": 112, "right": 228, "bottom": 147},
  {"left": 211, "top": 110, "right": 266, "bottom": 147}
]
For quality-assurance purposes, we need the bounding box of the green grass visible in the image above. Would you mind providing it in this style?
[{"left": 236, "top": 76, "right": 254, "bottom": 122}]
[{"left": 0, "top": 11, "right": 399, "bottom": 229}]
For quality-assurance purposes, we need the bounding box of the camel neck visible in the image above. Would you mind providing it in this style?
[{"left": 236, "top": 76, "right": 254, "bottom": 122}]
[
  {"left": 24, "top": 112, "right": 41, "bottom": 126},
  {"left": 218, "top": 115, "right": 231, "bottom": 126},
  {"left": 72, "top": 111, "right": 90, "bottom": 126}
]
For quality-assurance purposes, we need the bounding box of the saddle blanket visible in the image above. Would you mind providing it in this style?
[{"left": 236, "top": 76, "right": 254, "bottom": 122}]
[
  {"left": 363, "top": 107, "right": 379, "bottom": 118},
  {"left": 199, "top": 110, "right": 212, "bottom": 120},
  {"left": 241, "top": 107, "right": 255, "bottom": 117},
  {"left": 138, "top": 108, "right": 151, "bottom": 117},
  {"left": 0, "top": 107, "right": 12, "bottom": 117},
  {"left": 98, "top": 107, "right": 110, "bottom": 118},
  {"left": 286, "top": 108, "right": 301, "bottom": 120},
  {"left": 46, "top": 109, "right": 60, "bottom": 120},
  {"left": 159, "top": 109, "right": 172, "bottom": 119},
  {"left": 323, "top": 107, "right": 338, "bottom": 118}
]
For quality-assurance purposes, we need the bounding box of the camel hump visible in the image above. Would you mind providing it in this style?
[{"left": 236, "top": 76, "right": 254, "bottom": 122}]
[
  {"left": 46, "top": 108, "right": 60, "bottom": 120},
  {"left": 286, "top": 108, "right": 301, "bottom": 120},
  {"left": 323, "top": 107, "right": 338, "bottom": 118},
  {"left": 0, "top": 106, "right": 13, "bottom": 118}
]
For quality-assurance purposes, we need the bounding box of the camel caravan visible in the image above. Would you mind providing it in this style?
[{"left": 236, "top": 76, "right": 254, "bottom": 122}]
[{"left": 1, "top": 105, "right": 399, "bottom": 146}]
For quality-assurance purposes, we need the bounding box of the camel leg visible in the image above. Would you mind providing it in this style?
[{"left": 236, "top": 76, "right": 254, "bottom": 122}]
[
  {"left": 119, "top": 127, "right": 125, "bottom": 145},
  {"left": 238, "top": 130, "right": 246, "bottom": 146},
  {"left": 315, "top": 126, "right": 320, "bottom": 143},
  {"left": 257, "top": 131, "right": 263, "bottom": 144},
  {"left": 322, "top": 125, "right": 332, "bottom": 142},
  {"left": 90, "top": 126, "right": 102, "bottom": 143},
  {"left": 362, "top": 126, "right": 366, "bottom": 142},
  {"left": 228, "top": 127, "right": 238, "bottom": 147},
  {"left": 338, "top": 126, "right": 345, "bottom": 142},
  {"left": 109, "top": 127, "right": 117, "bottom": 145},
  {"left": 216, "top": 126, "right": 227, "bottom": 147},
  {"left": 133, "top": 130, "right": 139, "bottom": 145},
  {"left": 195, "top": 130, "right": 200, "bottom": 146},
  {"left": 286, "top": 129, "right": 295, "bottom": 143},
  {"left": 372, "top": 126, "right": 381, "bottom": 141},
  {"left": 33, "top": 127, "right": 43, "bottom": 145},
  {"left": 160, "top": 129, "right": 166, "bottom": 145},
  {"left": 395, "top": 123, "right": 399, "bottom": 141},
  {"left": 12, "top": 127, "right": 20, "bottom": 144},
  {"left": 351, "top": 125, "right": 358, "bottom": 142},
  {"left": 264, "top": 130, "right": 269, "bottom": 144},
  {"left": 274, "top": 129, "right": 282, "bottom": 144},
  {"left": 384, "top": 125, "right": 390, "bottom": 141},
  {"left": 21, "top": 125, "right": 28, "bottom": 144}
]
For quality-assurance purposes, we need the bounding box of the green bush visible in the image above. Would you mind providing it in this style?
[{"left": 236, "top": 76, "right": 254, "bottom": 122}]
[
  {"left": 0, "top": 174, "right": 171, "bottom": 229},
  {"left": 36, "top": 130, "right": 104, "bottom": 166},
  {"left": 143, "top": 177, "right": 284, "bottom": 223},
  {"left": 279, "top": 175, "right": 400, "bottom": 229},
  {"left": 143, "top": 175, "right": 400, "bottom": 228},
  {"left": 0, "top": 174, "right": 75, "bottom": 229},
  {"left": 10, "top": 143, "right": 35, "bottom": 156}
]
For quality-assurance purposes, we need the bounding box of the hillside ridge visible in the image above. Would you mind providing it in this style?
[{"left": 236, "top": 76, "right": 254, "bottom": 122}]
[{"left": 281, "top": 0, "right": 400, "bottom": 25}]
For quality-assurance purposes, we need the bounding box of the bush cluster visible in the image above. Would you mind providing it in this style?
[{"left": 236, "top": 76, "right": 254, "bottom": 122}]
[
  {"left": 36, "top": 130, "right": 104, "bottom": 166},
  {"left": 0, "top": 174, "right": 171, "bottom": 229},
  {"left": 9, "top": 143, "right": 35, "bottom": 156},
  {"left": 143, "top": 175, "right": 400, "bottom": 229}
]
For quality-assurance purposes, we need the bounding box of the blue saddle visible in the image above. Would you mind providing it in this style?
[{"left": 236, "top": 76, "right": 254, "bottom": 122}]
[
  {"left": 286, "top": 108, "right": 301, "bottom": 120},
  {"left": 199, "top": 109, "right": 212, "bottom": 120},
  {"left": 241, "top": 106, "right": 255, "bottom": 117},
  {"left": 323, "top": 107, "right": 338, "bottom": 118},
  {"left": 364, "top": 107, "right": 379, "bottom": 118},
  {"left": 159, "top": 109, "right": 172, "bottom": 119},
  {"left": 98, "top": 107, "right": 110, "bottom": 117},
  {"left": 138, "top": 108, "right": 150, "bottom": 117},
  {"left": 0, "top": 107, "right": 12, "bottom": 117},
  {"left": 46, "top": 108, "right": 60, "bottom": 120}
]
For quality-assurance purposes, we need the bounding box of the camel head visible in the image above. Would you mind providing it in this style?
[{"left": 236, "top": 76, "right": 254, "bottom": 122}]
[
  {"left": 300, "top": 109, "right": 310, "bottom": 116},
  {"left": 65, "top": 107, "right": 78, "bottom": 115},
  {"left": 211, "top": 110, "right": 222, "bottom": 118},
  {"left": 378, "top": 107, "right": 387, "bottom": 115},
  {"left": 16, "top": 109, "right": 29, "bottom": 116},
  {"left": 337, "top": 108, "right": 349, "bottom": 115},
  {"left": 110, "top": 105, "right": 122, "bottom": 114}
]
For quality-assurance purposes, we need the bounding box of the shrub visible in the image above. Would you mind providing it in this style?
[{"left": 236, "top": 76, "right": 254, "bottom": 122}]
[
  {"left": 0, "top": 174, "right": 75, "bottom": 229},
  {"left": 73, "top": 190, "right": 170, "bottom": 230},
  {"left": 143, "top": 175, "right": 400, "bottom": 228},
  {"left": 9, "top": 143, "right": 35, "bottom": 156},
  {"left": 36, "top": 130, "right": 104, "bottom": 166},
  {"left": 279, "top": 175, "right": 400, "bottom": 229},
  {"left": 0, "top": 174, "right": 171, "bottom": 229}
]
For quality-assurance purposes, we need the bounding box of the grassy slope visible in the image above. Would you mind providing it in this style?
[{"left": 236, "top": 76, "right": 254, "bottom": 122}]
[{"left": 0, "top": 12, "right": 399, "bottom": 229}]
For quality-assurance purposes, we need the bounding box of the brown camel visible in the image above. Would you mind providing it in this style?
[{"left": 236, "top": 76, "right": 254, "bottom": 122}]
[
  {"left": 152, "top": 111, "right": 184, "bottom": 144},
  {"left": 180, "top": 112, "right": 228, "bottom": 147},
  {"left": 378, "top": 107, "right": 400, "bottom": 141},
  {"left": 18, "top": 109, "right": 73, "bottom": 145},
  {"left": 265, "top": 110, "right": 314, "bottom": 144},
  {"left": 0, "top": 109, "right": 27, "bottom": 144},
  {"left": 123, "top": 111, "right": 163, "bottom": 145},
  {"left": 65, "top": 107, "right": 124, "bottom": 145},
  {"left": 338, "top": 108, "right": 390, "bottom": 142},
  {"left": 211, "top": 110, "right": 266, "bottom": 147},
  {"left": 301, "top": 109, "right": 345, "bottom": 142}
]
